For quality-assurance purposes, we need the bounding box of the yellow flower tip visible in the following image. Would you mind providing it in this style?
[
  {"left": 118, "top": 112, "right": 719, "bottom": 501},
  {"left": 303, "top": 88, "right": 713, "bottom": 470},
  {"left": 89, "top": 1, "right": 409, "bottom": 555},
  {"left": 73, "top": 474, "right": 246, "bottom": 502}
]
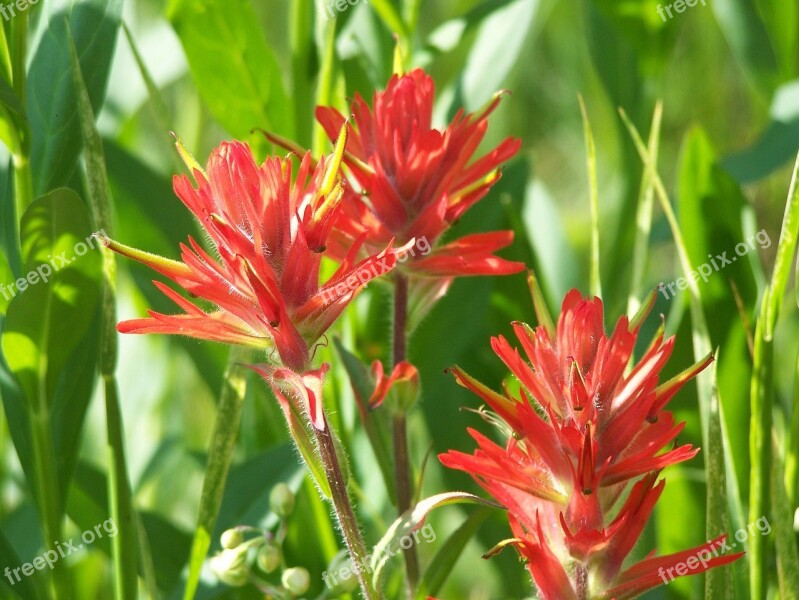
[
  {"left": 172, "top": 132, "right": 206, "bottom": 179},
  {"left": 392, "top": 33, "right": 405, "bottom": 75},
  {"left": 449, "top": 168, "right": 502, "bottom": 206},
  {"left": 103, "top": 236, "right": 193, "bottom": 277},
  {"left": 319, "top": 122, "right": 349, "bottom": 198}
]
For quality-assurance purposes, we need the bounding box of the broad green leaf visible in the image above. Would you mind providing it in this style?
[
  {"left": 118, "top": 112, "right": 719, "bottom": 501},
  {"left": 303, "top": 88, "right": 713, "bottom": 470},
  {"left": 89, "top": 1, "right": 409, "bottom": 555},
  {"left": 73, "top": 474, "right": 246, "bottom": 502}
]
[
  {"left": 370, "top": 492, "right": 502, "bottom": 590},
  {"left": 753, "top": 0, "right": 797, "bottom": 78},
  {"left": 2, "top": 189, "right": 101, "bottom": 403},
  {"left": 711, "top": 0, "right": 781, "bottom": 97},
  {"left": 677, "top": 127, "right": 759, "bottom": 500},
  {"left": 167, "top": 0, "right": 294, "bottom": 144},
  {"left": 28, "top": 0, "right": 123, "bottom": 196},
  {"left": 0, "top": 526, "right": 39, "bottom": 599},
  {"left": 722, "top": 81, "right": 799, "bottom": 184},
  {"left": 425, "top": 0, "right": 517, "bottom": 54},
  {"left": 184, "top": 347, "right": 250, "bottom": 600},
  {"left": 457, "top": 0, "right": 545, "bottom": 111}
]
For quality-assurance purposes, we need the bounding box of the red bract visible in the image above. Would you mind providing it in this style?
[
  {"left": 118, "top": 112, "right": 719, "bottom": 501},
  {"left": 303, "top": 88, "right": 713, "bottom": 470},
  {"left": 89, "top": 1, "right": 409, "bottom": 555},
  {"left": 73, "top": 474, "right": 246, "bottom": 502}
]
[
  {"left": 440, "top": 289, "right": 741, "bottom": 598},
  {"left": 102, "top": 129, "right": 399, "bottom": 372},
  {"left": 315, "top": 68, "right": 524, "bottom": 293}
]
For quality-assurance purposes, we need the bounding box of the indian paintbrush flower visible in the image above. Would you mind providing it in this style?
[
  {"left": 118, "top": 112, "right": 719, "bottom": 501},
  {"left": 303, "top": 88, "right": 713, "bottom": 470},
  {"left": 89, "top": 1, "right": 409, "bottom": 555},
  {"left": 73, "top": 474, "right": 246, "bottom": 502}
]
[
  {"left": 315, "top": 69, "right": 524, "bottom": 293},
  {"left": 439, "top": 289, "right": 742, "bottom": 599},
  {"left": 99, "top": 126, "right": 400, "bottom": 374}
]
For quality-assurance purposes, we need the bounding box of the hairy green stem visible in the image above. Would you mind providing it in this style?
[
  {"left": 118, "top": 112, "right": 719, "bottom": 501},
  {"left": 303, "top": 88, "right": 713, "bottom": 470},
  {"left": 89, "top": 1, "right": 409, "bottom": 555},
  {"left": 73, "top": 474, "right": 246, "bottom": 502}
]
[{"left": 312, "top": 415, "right": 378, "bottom": 600}]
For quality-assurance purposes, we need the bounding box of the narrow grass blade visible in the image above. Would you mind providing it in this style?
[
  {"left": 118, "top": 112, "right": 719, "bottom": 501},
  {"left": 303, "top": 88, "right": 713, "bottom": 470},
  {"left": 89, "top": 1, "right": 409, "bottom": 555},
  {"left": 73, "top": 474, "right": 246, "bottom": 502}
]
[
  {"left": 786, "top": 352, "right": 799, "bottom": 503},
  {"left": 313, "top": 19, "right": 337, "bottom": 156},
  {"left": 183, "top": 346, "right": 250, "bottom": 600},
  {"left": 577, "top": 95, "right": 602, "bottom": 298},
  {"left": 765, "top": 151, "right": 799, "bottom": 339},
  {"left": 705, "top": 355, "right": 735, "bottom": 600},
  {"left": 619, "top": 107, "right": 742, "bottom": 600},
  {"left": 121, "top": 23, "right": 182, "bottom": 173},
  {"left": 628, "top": 101, "right": 662, "bottom": 315},
  {"left": 750, "top": 150, "right": 799, "bottom": 599},
  {"left": 771, "top": 436, "right": 799, "bottom": 599}
]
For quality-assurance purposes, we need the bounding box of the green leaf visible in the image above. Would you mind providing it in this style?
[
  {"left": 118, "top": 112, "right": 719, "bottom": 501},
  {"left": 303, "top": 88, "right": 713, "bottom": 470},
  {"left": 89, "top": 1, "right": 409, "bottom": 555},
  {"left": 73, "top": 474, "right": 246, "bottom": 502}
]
[
  {"left": 0, "top": 527, "right": 39, "bottom": 599},
  {"left": 167, "top": 0, "right": 294, "bottom": 143},
  {"left": 420, "top": 506, "right": 492, "bottom": 597},
  {"left": 2, "top": 189, "right": 101, "bottom": 403},
  {"left": 722, "top": 81, "right": 799, "bottom": 183},
  {"left": 620, "top": 109, "right": 746, "bottom": 599},
  {"left": 0, "top": 251, "right": 12, "bottom": 315},
  {"left": 0, "top": 76, "right": 26, "bottom": 155},
  {"left": 628, "top": 102, "right": 662, "bottom": 315},
  {"left": 676, "top": 126, "right": 760, "bottom": 507},
  {"left": 578, "top": 96, "right": 602, "bottom": 298},
  {"left": 771, "top": 439, "right": 799, "bottom": 598},
  {"left": 704, "top": 356, "right": 735, "bottom": 600},
  {"left": 710, "top": 0, "right": 781, "bottom": 96},
  {"left": 456, "top": 0, "right": 545, "bottom": 111},
  {"left": 425, "top": 0, "right": 517, "bottom": 54},
  {"left": 333, "top": 338, "right": 396, "bottom": 504},
  {"left": 183, "top": 346, "right": 250, "bottom": 600},
  {"left": 370, "top": 492, "right": 502, "bottom": 590},
  {"left": 28, "top": 0, "right": 123, "bottom": 196},
  {"left": 68, "top": 461, "right": 192, "bottom": 593},
  {"left": 765, "top": 151, "right": 799, "bottom": 338}
]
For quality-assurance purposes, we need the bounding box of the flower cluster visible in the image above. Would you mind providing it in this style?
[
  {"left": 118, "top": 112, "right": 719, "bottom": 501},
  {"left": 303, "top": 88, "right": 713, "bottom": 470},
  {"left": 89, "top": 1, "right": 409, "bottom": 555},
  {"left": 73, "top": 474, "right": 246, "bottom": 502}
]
[
  {"left": 102, "top": 128, "right": 401, "bottom": 373},
  {"left": 315, "top": 68, "right": 525, "bottom": 314},
  {"left": 440, "top": 290, "right": 743, "bottom": 598}
]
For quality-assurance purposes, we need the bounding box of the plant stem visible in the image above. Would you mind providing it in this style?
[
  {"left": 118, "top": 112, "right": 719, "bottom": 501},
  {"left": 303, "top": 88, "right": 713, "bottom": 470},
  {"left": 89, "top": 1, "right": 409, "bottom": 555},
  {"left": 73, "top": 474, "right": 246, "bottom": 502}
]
[
  {"left": 29, "top": 406, "right": 66, "bottom": 599},
  {"left": 392, "top": 274, "right": 419, "bottom": 593},
  {"left": 312, "top": 415, "right": 378, "bottom": 600}
]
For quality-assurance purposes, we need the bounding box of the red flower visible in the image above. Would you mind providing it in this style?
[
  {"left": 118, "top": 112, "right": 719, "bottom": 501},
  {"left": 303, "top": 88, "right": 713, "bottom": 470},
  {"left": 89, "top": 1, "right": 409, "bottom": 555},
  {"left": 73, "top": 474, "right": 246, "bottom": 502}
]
[
  {"left": 314, "top": 68, "right": 524, "bottom": 298},
  {"left": 440, "top": 289, "right": 741, "bottom": 597},
  {"left": 101, "top": 129, "right": 400, "bottom": 372}
]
